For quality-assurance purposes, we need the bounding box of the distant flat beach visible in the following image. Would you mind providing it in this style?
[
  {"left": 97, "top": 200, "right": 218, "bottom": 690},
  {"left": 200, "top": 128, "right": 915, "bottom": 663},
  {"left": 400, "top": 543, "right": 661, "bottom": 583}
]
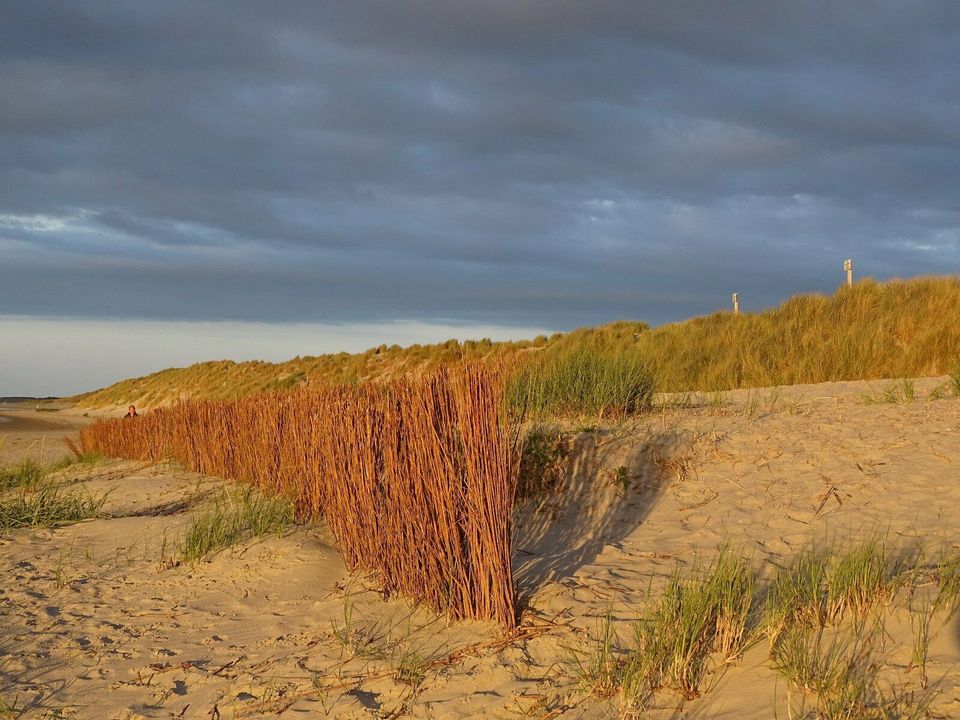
[{"left": 0, "top": 408, "right": 90, "bottom": 463}]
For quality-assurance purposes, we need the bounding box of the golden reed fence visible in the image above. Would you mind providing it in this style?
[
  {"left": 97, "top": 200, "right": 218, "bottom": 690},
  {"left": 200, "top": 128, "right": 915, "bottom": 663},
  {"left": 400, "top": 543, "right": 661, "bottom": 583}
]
[{"left": 80, "top": 365, "right": 518, "bottom": 626}]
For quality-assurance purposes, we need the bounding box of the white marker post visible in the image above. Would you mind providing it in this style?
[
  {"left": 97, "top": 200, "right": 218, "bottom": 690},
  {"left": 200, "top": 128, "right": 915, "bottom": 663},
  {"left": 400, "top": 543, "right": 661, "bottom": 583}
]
[
  {"left": 732, "top": 292, "right": 740, "bottom": 315},
  {"left": 844, "top": 258, "right": 853, "bottom": 287}
]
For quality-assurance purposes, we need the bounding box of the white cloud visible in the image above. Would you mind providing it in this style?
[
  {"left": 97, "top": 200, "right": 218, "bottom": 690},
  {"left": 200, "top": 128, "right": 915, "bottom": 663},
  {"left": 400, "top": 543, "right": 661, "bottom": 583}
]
[{"left": 0, "top": 315, "right": 555, "bottom": 397}]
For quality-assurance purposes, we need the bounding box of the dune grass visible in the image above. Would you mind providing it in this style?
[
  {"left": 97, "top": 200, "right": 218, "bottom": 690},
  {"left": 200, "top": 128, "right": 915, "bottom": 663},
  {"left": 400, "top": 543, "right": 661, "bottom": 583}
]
[
  {"left": 71, "top": 277, "right": 960, "bottom": 409},
  {"left": 506, "top": 344, "right": 655, "bottom": 420},
  {"left": 0, "top": 458, "right": 47, "bottom": 492},
  {"left": 628, "top": 548, "right": 757, "bottom": 700},
  {"left": 0, "top": 454, "right": 109, "bottom": 533},
  {"left": 770, "top": 617, "right": 930, "bottom": 720},
  {"left": 178, "top": 486, "right": 296, "bottom": 562},
  {"left": 764, "top": 539, "right": 908, "bottom": 640},
  {"left": 575, "top": 540, "right": 948, "bottom": 717},
  {"left": 573, "top": 548, "right": 757, "bottom": 708},
  {"left": 636, "top": 276, "right": 960, "bottom": 392},
  {"left": 0, "top": 693, "right": 17, "bottom": 720},
  {"left": 861, "top": 378, "right": 916, "bottom": 404},
  {"left": 0, "top": 480, "right": 107, "bottom": 533}
]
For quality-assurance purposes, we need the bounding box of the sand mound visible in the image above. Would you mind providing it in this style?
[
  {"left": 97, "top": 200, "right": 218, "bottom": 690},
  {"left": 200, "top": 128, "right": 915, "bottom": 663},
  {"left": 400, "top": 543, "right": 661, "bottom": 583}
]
[{"left": 2, "top": 377, "right": 959, "bottom": 718}]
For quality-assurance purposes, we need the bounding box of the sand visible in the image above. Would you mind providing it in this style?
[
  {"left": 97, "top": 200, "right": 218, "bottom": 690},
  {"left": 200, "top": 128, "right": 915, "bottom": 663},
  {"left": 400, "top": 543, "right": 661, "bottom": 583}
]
[
  {"left": 1, "top": 377, "right": 959, "bottom": 718},
  {"left": 0, "top": 406, "right": 93, "bottom": 465}
]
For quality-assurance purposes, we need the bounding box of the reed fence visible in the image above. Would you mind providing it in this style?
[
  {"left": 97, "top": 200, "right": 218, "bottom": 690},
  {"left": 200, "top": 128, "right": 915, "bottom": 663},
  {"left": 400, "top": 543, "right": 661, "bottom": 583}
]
[{"left": 80, "top": 365, "right": 518, "bottom": 626}]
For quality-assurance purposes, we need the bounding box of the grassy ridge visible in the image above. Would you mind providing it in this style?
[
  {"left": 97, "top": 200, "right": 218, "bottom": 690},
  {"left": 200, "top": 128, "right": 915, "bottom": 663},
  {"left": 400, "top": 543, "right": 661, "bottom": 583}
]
[
  {"left": 636, "top": 276, "right": 960, "bottom": 391},
  {"left": 73, "top": 276, "right": 960, "bottom": 408},
  {"left": 72, "top": 335, "right": 559, "bottom": 408}
]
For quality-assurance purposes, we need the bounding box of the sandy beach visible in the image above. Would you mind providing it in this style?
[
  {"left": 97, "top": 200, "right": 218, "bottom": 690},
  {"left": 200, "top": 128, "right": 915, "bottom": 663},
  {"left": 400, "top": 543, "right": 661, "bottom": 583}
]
[
  {"left": 1, "top": 377, "right": 959, "bottom": 718},
  {"left": 0, "top": 407, "right": 92, "bottom": 465}
]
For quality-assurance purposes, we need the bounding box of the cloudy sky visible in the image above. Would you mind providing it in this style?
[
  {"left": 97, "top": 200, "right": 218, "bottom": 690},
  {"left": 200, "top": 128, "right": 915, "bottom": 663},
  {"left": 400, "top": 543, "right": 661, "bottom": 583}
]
[{"left": 2, "top": 2, "right": 959, "bottom": 395}]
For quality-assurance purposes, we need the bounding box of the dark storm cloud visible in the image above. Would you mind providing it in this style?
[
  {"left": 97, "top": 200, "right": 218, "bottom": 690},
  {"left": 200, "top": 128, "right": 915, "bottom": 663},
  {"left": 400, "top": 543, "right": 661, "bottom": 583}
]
[{"left": 2, "top": 1, "right": 959, "bottom": 329}]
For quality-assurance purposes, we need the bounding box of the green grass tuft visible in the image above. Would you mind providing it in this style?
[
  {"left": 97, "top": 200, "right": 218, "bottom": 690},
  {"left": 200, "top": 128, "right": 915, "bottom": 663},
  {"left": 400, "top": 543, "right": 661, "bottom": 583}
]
[
  {"left": 825, "top": 538, "right": 900, "bottom": 622},
  {"left": 0, "top": 481, "right": 107, "bottom": 533},
  {"left": 771, "top": 618, "right": 931, "bottom": 720},
  {"left": 506, "top": 344, "right": 655, "bottom": 420},
  {"left": 629, "top": 548, "right": 757, "bottom": 700},
  {"left": 0, "top": 458, "right": 47, "bottom": 492},
  {"left": 933, "top": 551, "right": 960, "bottom": 620},
  {"left": 178, "top": 486, "right": 296, "bottom": 562},
  {"left": 862, "top": 378, "right": 916, "bottom": 404}
]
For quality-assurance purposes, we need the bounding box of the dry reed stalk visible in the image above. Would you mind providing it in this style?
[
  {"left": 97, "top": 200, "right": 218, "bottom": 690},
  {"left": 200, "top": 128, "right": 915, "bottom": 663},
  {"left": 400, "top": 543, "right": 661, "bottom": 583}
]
[{"left": 79, "top": 365, "right": 518, "bottom": 626}]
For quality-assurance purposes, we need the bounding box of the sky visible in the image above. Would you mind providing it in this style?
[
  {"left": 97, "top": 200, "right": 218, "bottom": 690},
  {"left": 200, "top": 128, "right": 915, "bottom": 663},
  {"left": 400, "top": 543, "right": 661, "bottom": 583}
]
[{"left": 2, "top": 2, "right": 959, "bottom": 396}]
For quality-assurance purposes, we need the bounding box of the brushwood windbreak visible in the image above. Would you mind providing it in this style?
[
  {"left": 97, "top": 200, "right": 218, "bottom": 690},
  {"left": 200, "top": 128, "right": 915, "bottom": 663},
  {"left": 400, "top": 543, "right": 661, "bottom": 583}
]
[{"left": 80, "top": 365, "right": 518, "bottom": 627}]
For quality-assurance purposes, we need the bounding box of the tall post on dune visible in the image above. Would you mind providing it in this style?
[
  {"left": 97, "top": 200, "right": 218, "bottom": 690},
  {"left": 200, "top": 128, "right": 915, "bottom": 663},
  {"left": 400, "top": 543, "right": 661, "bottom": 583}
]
[
  {"left": 732, "top": 292, "right": 740, "bottom": 315},
  {"left": 844, "top": 258, "right": 853, "bottom": 287}
]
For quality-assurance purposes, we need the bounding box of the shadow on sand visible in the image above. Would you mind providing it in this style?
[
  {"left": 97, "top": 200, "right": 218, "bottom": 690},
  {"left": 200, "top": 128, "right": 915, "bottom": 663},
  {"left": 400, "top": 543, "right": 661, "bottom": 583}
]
[{"left": 512, "top": 424, "right": 688, "bottom": 604}]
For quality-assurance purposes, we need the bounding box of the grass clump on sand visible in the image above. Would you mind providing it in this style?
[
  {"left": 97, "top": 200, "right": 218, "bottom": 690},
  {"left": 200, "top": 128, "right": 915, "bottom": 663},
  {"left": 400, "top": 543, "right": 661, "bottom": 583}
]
[
  {"left": 861, "top": 378, "right": 915, "bottom": 404},
  {"left": 178, "top": 486, "right": 296, "bottom": 562},
  {"left": 573, "top": 548, "right": 757, "bottom": 709},
  {"left": 627, "top": 548, "right": 757, "bottom": 700},
  {"left": 574, "top": 540, "right": 948, "bottom": 717},
  {"left": 0, "top": 449, "right": 110, "bottom": 532},
  {"left": 0, "top": 440, "right": 106, "bottom": 494},
  {"left": 770, "top": 618, "right": 931, "bottom": 720},
  {"left": 0, "top": 458, "right": 47, "bottom": 492},
  {"left": 506, "top": 344, "right": 655, "bottom": 420},
  {"left": 764, "top": 539, "right": 907, "bottom": 639},
  {"left": 0, "top": 480, "right": 107, "bottom": 533}
]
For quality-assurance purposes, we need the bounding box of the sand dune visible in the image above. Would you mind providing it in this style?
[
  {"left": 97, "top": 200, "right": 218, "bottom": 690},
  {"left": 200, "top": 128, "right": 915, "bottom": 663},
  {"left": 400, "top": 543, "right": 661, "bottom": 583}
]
[{"left": 1, "top": 377, "right": 958, "bottom": 718}]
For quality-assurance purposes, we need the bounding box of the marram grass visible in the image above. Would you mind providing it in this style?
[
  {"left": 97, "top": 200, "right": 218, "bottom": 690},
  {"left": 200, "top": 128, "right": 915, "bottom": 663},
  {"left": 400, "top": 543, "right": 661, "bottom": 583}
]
[
  {"left": 178, "top": 486, "right": 296, "bottom": 562},
  {"left": 73, "top": 276, "right": 960, "bottom": 408}
]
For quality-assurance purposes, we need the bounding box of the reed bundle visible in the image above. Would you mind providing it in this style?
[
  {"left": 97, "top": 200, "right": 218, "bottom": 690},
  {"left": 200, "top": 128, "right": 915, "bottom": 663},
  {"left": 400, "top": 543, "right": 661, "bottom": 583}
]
[{"left": 80, "top": 365, "right": 518, "bottom": 626}]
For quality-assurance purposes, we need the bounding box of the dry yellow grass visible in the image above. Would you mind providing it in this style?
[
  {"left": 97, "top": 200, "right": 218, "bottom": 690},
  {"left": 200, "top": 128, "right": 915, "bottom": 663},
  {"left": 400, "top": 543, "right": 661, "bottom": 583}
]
[{"left": 73, "top": 276, "right": 960, "bottom": 408}]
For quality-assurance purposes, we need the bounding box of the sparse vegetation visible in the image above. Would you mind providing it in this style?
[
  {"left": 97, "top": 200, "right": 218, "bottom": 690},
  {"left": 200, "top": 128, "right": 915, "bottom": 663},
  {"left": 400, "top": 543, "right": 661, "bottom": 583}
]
[
  {"left": 516, "top": 428, "right": 569, "bottom": 500},
  {"left": 0, "top": 693, "right": 17, "bottom": 720},
  {"left": 933, "top": 551, "right": 960, "bottom": 620},
  {"left": 824, "top": 538, "right": 902, "bottom": 622},
  {"left": 0, "top": 479, "right": 107, "bottom": 532},
  {"left": 629, "top": 548, "right": 757, "bottom": 699},
  {"left": 909, "top": 599, "right": 933, "bottom": 689},
  {"left": 392, "top": 648, "right": 430, "bottom": 690},
  {"left": 572, "top": 548, "right": 758, "bottom": 712},
  {"left": 178, "top": 486, "right": 296, "bottom": 562},
  {"left": 0, "top": 458, "right": 46, "bottom": 491},
  {"left": 571, "top": 612, "right": 626, "bottom": 700},
  {"left": 862, "top": 378, "right": 915, "bottom": 404},
  {"left": 764, "top": 539, "right": 907, "bottom": 639},
  {"left": 770, "top": 617, "right": 930, "bottom": 720},
  {"left": 572, "top": 541, "right": 950, "bottom": 717}
]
